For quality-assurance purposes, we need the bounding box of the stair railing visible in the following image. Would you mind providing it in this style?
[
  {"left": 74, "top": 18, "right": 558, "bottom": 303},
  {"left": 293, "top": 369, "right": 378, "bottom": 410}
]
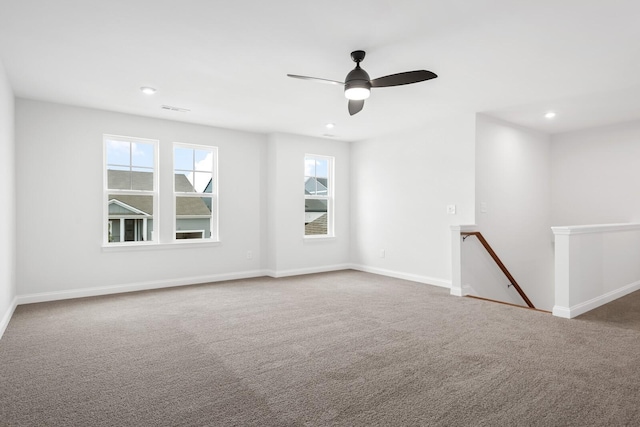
[{"left": 460, "top": 231, "right": 535, "bottom": 309}]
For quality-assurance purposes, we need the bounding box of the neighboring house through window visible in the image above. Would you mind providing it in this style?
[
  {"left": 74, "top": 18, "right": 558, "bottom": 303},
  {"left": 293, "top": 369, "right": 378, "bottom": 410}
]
[
  {"left": 104, "top": 135, "right": 158, "bottom": 244},
  {"left": 304, "top": 154, "right": 334, "bottom": 237},
  {"left": 174, "top": 144, "right": 218, "bottom": 240}
]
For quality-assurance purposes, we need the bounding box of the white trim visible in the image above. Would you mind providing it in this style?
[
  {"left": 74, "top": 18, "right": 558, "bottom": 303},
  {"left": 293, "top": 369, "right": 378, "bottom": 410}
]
[
  {"left": 451, "top": 284, "right": 476, "bottom": 297},
  {"left": 102, "top": 239, "right": 221, "bottom": 251},
  {"left": 552, "top": 305, "right": 572, "bottom": 319},
  {"left": 552, "top": 279, "right": 640, "bottom": 319},
  {"left": 349, "top": 264, "right": 452, "bottom": 289},
  {"left": 0, "top": 297, "right": 18, "bottom": 341},
  {"left": 16, "top": 270, "right": 266, "bottom": 305},
  {"left": 450, "top": 288, "right": 465, "bottom": 297},
  {"left": 9, "top": 267, "right": 454, "bottom": 322},
  {"left": 303, "top": 235, "right": 337, "bottom": 242},
  {"left": 266, "top": 264, "right": 351, "bottom": 278},
  {"left": 551, "top": 223, "right": 640, "bottom": 235}
]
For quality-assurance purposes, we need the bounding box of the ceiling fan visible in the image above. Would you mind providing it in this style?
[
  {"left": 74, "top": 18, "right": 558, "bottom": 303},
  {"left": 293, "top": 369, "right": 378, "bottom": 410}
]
[{"left": 287, "top": 50, "right": 437, "bottom": 116}]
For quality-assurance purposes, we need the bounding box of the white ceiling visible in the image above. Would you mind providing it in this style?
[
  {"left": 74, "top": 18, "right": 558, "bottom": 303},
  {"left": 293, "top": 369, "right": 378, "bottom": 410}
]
[{"left": 1, "top": 0, "right": 640, "bottom": 141}]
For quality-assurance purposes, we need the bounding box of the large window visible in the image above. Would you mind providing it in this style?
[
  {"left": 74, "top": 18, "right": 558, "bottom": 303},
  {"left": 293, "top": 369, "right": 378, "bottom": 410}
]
[
  {"left": 104, "top": 135, "right": 158, "bottom": 244},
  {"left": 174, "top": 144, "right": 218, "bottom": 241},
  {"left": 304, "top": 154, "right": 334, "bottom": 237}
]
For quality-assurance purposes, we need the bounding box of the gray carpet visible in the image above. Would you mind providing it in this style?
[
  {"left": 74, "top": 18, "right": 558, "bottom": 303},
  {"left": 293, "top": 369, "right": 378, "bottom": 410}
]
[{"left": 1, "top": 270, "right": 639, "bottom": 426}]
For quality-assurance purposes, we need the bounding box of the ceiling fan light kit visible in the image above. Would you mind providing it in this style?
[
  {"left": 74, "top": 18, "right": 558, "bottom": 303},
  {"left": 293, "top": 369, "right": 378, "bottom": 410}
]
[
  {"left": 344, "top": 50, "right": 371, "bottom": 101},
  {"left": 288, "top": 50, "right": 437, "bottom": 116}
]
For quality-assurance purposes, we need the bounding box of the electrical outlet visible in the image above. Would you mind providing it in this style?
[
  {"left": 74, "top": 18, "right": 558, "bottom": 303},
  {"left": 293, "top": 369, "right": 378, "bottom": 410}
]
[
  {"left": 246, "top": 250, "right": 253, "bottom": 260},
  {"left": 446, "top": 204, "right": 456, "bottom": 214},
  {"left": 380, "top": 249, "right": 386, "bottom": 258},
  {"left": 480, "top": 202, "right": 487, "bottom": 213}
]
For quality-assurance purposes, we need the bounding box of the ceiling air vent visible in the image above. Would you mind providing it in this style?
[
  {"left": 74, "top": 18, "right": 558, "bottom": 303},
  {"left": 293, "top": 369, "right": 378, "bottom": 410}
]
[{"left": 161, "top": 105, "right": 190, "bottom": 113}]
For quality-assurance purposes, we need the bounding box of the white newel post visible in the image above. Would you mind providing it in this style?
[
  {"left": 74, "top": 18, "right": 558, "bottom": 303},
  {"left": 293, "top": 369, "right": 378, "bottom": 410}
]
[{"left": 551, "top": 228, "right": 571, "bottom": 318}]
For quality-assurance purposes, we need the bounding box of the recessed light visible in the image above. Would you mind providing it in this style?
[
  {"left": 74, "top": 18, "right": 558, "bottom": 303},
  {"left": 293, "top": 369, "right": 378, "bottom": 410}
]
[
  {"left": 140, "top": 86, "right": 157, "bottom": 95},
  {"left": 545, "top": 111, "right": 556, "bottom": 119},
  {"left": 325, "top": 123, "right": 335, "bottom": 129}
]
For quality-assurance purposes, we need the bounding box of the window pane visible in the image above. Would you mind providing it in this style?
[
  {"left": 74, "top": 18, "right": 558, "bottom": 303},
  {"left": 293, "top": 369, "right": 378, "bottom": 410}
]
[
  {"left": 193, "top": 172, "right": 212, "bottom": 193},
  {"left": 174, "top": 172, "right": 211, "bottom": 193},
  {"left": 176, "top": 196, "right": 212, "bottom": 239},
  {"left": 304, "top": 157, "right": 316, "bottom": 177},
  {"left": 175, "top": 173, "right": 193, "bottom": 192},
  {"left": 131, "top": 142, "right": 154, "bottom": 168},
  {"left": 174, "top": 147, "right": 193, "bottom": 171},
  {"left": 304, "top": 176, "right": 315, "bottom": 195},
  {"left": 131, "top": 169, "right": 154, "bottom": 191},
  {"left": 305, "top": 177, "right": 319, "bottom": 195},
  {"left": 107, "top": 167, "right": 154, "bottom": 191},
  {"left": 107, "top": 167, "right": 130, "bottom": 190},
  {"left": 107, "top": 194, "right": 154, "bottom": 243},
  {"left": 195, "top": 149, "right": 212, "bottom": 171},
  {"left": 194, "top": 172, "right": 213, "bottom": 193},
  {"left": 315, "top": 159, "right": 328, "bottom": 178},
  {"left": 315, "top": 178, "right": 328, "bottom": 195},
  {"left": 176, "top": 231, "right": 205, "bottom": 240},
  {"left": 305, "top": 199, "right": 328, "bottom": 236},
  {"left": 106, "top": 139, "right": 131, "bottom": 166},
  {"left": 174, "top": 147, "right": 213, "bottom": 193}
]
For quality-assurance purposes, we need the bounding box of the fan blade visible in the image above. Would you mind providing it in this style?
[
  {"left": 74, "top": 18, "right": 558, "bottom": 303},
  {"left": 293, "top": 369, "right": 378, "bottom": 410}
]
[
  {"left": 370, "top": 70, "right": 437, "bottom": 88},
  {"left": 287, "top": 74, "right": 344, "bottom": 85},
  {"left": 348, "top": 99, "right": 364, "bottom": 116}
]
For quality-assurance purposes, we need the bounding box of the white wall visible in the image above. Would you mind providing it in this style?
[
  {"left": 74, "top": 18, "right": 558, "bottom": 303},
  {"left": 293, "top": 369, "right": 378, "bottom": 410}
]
[
  {"left": 0, "top": 61, "right": 16, "bottom": 336},
  {"left": 474, "top": 115, "right": 553, "bottom": 310},
  {"left": 551, "top": 120, "right": 640, "bottom": 226},
  {"left": 15, "top": 99, "right": 267, "bottom": 299},
  {"left": 553, "top": 224, "right": 640, "bottom": 318},
  {"left": 266, "top": 133, "right": 350, "bottom": 275},
  {"left": 350, "top": 114, "right": 476, "bottom": 287}
]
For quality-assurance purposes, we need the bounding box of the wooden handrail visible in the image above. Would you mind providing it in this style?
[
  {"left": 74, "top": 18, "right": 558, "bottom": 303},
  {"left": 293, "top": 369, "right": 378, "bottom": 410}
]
[{"left": 460, "top": 231, "right": 535, "bottom": 309}]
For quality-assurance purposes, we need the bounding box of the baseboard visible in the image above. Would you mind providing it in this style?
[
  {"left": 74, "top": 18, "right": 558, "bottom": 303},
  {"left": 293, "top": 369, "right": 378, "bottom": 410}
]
[
  {"left": 451, "top": 284, "right": 474, "bottom": 297},
  {"left": 450, "top": 288, "right": 464, "bottom": 297},
  {"left": 266, "top": 264, "right": 351, "bottom": 278},
  {"left": 553, "top": 279, "right": 640, "bottom": 319},
  {"left": 0, "top": 297, "right": 18, "bottom": 341},
  {"left": 16, "top": 270, "right": 267, "bottom": 305},
  {"left": 14, "top": 265, "right": 452, "bottom": 309},
  {"left": 552, "top": 305, "right": 571, "bottom": 319},
  {"left": 349, "top": 264, "right": 451, "bottom": 289}
]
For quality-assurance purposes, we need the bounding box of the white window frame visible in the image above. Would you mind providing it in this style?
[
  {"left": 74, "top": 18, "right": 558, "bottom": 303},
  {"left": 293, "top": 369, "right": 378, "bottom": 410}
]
[
  {"left": 304, "top": 154, "right": 334, "bottom": 238},
  {"left": 173, "top": 143, "right": 219, "bottom": 242},
  {"left": 103, "top": 134, "right": 159, "bottom": 246}
]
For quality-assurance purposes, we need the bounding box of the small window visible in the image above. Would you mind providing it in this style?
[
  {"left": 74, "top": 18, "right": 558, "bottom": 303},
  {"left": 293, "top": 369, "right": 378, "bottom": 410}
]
[
  {"left": 174, "top": 144, "right": 218, "bottom": 240},
  {"left": 304, "top": 154, "right": 334, "bottom": 237},
  {"left": 104, "top": 135, "right": 158, "bottom": 244}
]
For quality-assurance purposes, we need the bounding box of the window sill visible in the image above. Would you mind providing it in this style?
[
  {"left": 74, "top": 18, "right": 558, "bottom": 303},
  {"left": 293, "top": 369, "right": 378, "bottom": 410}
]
[
  {"left": 303, "top": 235, "right": 336, "bottom": 242},
  {"left": 102, "top": 240, "right": 221, "bottom": 252}
]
